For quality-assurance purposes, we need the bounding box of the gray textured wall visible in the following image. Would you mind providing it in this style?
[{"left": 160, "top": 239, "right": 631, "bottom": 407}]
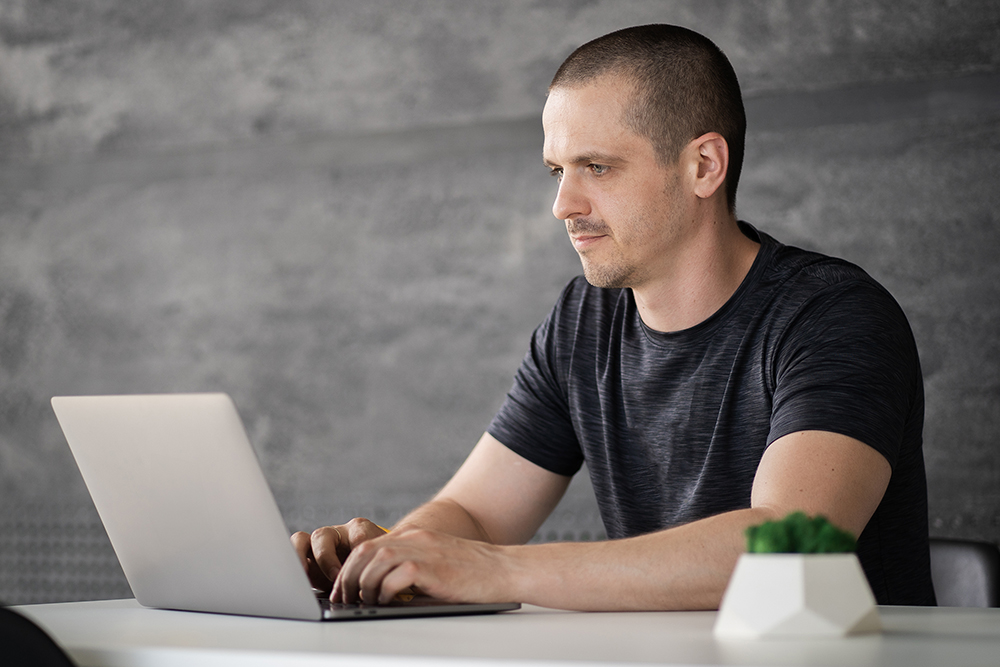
[{"left": 1, "top": 1, "right": 998, "bottom": 604}]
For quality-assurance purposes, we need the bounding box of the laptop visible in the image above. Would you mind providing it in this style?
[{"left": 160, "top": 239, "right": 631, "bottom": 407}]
[{"left": 51, "top": 393, "right": 520, "bottom": 621}]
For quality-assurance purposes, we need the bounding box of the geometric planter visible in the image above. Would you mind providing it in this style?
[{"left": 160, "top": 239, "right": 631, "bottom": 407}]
[{"left": 714, "top": 553, "right": 882, "bottom": 639}]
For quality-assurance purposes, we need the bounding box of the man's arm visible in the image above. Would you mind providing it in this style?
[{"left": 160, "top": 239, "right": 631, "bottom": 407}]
[
  {"left": 392, "top": 431, "right": 573, "bottom": 544},
  {"left": 291, "top": 431, "right": 571, "bottom": 592},
  {"left": 330, "top": 428, "right": 891, "bottom": 609}
]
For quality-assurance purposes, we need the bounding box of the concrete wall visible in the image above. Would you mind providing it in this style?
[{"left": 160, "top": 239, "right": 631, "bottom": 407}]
[{"left": 1, "top": 0, "right": 998, "bottom": 603}]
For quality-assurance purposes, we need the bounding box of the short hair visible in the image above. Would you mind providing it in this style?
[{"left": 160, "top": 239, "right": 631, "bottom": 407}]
[{"left": 550, "top": 25, "right": 746, "bottom": 213}]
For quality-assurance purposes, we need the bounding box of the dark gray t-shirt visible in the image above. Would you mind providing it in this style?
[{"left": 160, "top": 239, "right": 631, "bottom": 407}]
[{"left": 488, "top": 223, "right": 934, "bottom": 606}]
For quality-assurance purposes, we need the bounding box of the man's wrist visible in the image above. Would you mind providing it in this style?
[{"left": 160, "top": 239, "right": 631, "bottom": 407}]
[{"left": 497, "top": 543, "right": 543, "bottom": 604}]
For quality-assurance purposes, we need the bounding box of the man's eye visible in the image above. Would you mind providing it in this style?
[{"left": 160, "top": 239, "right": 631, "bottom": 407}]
[
  {"left": 590, "top": 164, "right": 609, "bottom": 175},
  {"left": 549, "top": 168, "right": 563, "bottom": 180}
]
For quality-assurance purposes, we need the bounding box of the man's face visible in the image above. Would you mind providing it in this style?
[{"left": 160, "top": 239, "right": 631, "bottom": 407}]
[{"left": 542, "top": 75, "right": 690, "bottom": 290}]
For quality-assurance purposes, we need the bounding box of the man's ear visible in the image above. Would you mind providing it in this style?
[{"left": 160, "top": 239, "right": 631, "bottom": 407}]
[{"left": 689, "top": 132, "right": 729, "bottom": 201}]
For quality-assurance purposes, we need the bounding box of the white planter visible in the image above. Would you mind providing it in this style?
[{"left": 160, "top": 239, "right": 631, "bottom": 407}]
[{"left": 714, "top": 553, "right": 881, "bottom": 639}]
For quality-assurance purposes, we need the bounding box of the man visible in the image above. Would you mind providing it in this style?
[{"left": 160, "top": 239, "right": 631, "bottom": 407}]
[{"left": 292, "top": 24, "right": 935, "bottom": 609}]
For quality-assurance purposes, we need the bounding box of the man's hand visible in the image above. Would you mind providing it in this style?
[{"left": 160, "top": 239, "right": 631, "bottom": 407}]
[
  {"left": 290, "top": 518, "right": 388, "bottom": 592},
  {"left": 332, "top": 527, "right": 512, "bottom": 605}
]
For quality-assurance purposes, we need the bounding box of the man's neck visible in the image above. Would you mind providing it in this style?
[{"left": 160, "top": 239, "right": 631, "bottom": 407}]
[{"left": 632, "top": 217, "right": 760, "bottom": 334}]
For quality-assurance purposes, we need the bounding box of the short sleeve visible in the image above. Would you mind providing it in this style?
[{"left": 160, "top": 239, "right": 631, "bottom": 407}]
[
  {"left": 487, "top": 284, "right": 585, "bottom": 476},
  {"left": 767, "top": 280, "right": 921, "bottom": 469}
]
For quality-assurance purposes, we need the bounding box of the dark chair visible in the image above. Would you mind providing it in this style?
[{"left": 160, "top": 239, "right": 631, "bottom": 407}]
[
  {"left": 929, "top": 538, "right": 1000, "bottom": 607},
  {"left": 0, "top": 606, "right": 77, "bottom": 666}
]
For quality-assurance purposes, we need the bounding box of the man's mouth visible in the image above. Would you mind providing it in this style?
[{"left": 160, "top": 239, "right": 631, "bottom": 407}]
[
  {"left": 567, "top": 221, "right": 610, "bottom": 251},
  {"left": 571, "top": 233, "right": 606, "bottom": 251}
]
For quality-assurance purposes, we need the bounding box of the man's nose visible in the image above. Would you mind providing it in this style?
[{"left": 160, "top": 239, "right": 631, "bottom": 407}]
[{"left": 552, "top": 174, "right": 590, "bottom": 221}]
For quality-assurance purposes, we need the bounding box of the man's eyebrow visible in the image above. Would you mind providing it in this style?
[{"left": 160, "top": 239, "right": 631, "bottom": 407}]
[{"left": 543, "top": 152, "right": 624, "bottom": 168}]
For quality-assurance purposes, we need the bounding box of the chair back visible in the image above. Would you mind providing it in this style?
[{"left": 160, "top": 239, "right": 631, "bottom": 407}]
[{"left": 929, "top": 538, "right": 1000, "bottom": 607}]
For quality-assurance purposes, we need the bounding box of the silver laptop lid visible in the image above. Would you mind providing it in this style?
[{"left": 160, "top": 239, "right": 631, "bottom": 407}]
[{"left": 52, "top": 393, "right": 322, "bottom": 620}]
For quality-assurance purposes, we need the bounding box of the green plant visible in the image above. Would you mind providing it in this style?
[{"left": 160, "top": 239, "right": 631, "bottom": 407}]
[{"left": 745, "top": 512, "right": 857, "bottom": 554}]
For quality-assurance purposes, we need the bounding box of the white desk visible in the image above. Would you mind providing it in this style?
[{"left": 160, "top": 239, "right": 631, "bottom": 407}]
[{"left": 14, "top": 598, "right": 1000, "bottom": 667}]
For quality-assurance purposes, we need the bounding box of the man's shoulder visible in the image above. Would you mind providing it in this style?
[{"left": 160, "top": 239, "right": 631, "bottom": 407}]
[
  {"left": 744, "top": 226, "right": 913, "bottom": 344},
  {"left": 756, "top": 230, "right": 889, "bottom": 304},
  {"left": 761, "top": 232, "right": 867, "bottom": 284}
]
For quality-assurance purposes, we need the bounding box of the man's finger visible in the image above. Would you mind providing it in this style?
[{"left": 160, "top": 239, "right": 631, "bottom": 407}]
[
  {"left": 342, "top": 518, "right": 386, "bottom": 560},
  {"left": 291, "top": 530, "right": 335, "bottom": 590},
  {"left": 332, "top": 536, "right": 383, "bottom": 603},
  {"left": 310, "top": 525, "right": 347, "bottom": 583},
  {"left": 290, "top": 531, "right": 312, "bottom": 572},
  {"left": 357, "top": 544, "right": 404, "bottom": 605},
  {"left": 373, "top": 559, "right": 422, "bottom": 605},
  {"left": 332, "top": 553, "right": 360, "bottom": 603}
]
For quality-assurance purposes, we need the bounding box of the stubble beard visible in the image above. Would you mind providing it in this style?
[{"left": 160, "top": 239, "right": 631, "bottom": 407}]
[
  {"left": 569, "top": 217, "right": 646, "bottom": 290},
  {"left": 574, "top": 170, "right": 681, "bottom": 290},
  {"left": 580, "top": 249, "right": 639, "bottom": 289}
]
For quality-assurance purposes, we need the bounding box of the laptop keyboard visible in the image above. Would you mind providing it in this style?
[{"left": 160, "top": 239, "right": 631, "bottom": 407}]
[
  {"left": 318, "top": 595, "right": 454, "bottom": 610},
  {"left": 318, "top": 595, "right": 441, "bottom": 619}
]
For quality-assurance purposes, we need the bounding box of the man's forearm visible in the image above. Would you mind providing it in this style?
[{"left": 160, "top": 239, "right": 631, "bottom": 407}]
[
  {"left": 501, "top": 507, "right": 777, "bottom": 611},
  {"left": 337, "top": 503, "right": 779, "bottom": 610},
  {"left": 392, "top": 497, "right": 494, "bottom": 543},
  {"left": 388, "top": 502, "right": 777, "bottom": 611}
]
